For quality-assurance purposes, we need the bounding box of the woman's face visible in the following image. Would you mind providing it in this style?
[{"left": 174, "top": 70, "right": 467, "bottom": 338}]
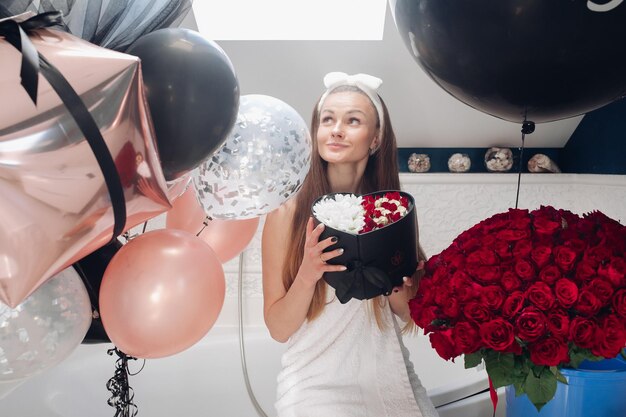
[{"left": 317, "top": 91, "right": 380, "bottom": 165}]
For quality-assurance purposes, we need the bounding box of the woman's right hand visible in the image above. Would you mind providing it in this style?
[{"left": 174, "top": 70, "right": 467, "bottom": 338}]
[{"left": 298, "top": 217, "right": 347, "bottom": 287}]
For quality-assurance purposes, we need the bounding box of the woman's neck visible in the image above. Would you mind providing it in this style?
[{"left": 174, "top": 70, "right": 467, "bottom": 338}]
[{"left": 326, "top": 160, "right": 368, "bottom": 194}]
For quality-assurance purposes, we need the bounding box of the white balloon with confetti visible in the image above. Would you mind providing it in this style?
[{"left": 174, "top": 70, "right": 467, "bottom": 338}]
[
  {"left": 0, "top": 267, "right": 91, "bottom": 385},
  {"left": 194, "top": 94, "right": 312, "bottom": 219}
]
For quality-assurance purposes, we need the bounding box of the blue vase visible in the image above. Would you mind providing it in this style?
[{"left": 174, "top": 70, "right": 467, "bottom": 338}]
[{"left": 506, "top": 356, "right": 626, "bottom": 417}]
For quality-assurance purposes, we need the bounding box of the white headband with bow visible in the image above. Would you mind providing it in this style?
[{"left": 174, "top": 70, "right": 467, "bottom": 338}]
[{"left": 317, "top": 72, "right": 385, "bottom": 135}]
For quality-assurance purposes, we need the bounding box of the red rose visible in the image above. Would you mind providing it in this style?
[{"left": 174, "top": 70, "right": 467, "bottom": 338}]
[
  {"left": 515, "top": 259, "right": 536, "bottom": 281},
  {"left": 539, "top": 265, "right": 562, "bottom": 285},
  {"left": 564, "top": 238, "right": 587, "bottom": 256},
  {"left": 480, "top": 234, "right": 497, "bottom": 249},
  {"left": 553, "top": 246, "right": 578, "bottom": 273},
  {"left": 584, "top": 245, "right": 612, "bottom": 268},
  {"left": 441, "top": 295, "right": 461, "bottom": 320},
  {"left": 586, "top": 279, "right": 614, "bottom": 305},
  {"left": 472, "top": 266, "right": 501, "bottom": 285},
  {"left": 554, "top": 278, "right": 579, "bottom": 308},
  {"left": 508, "top": 208, "right": 530, "bottom": 220},
  {"left": 501, "top": 271, "right": 522, "bottom": 292},
  {"left": 479, "top": 285, "right": 505, "bottom": 310},
  {"left": 531, "top": 245, "right": 552, "bottom": 269},
  {"left": 515, "top": 308, "right": 547, "bottom": 342},
  {"left": 430, "top": 329, "right": 457, "bottom": 361},
  {"left": 546, "top": 310, "right": 570, "bottom": 340},
  {"left": 481, "top": 216, "right": 512, "bottom": 233},
  {"left": 576, "top": 290, "right": 602, "bottom": 317},
  {"left": 575, "top": 261, "right": 597, "bottom": 283},
  {"left": 569, "top": 317, "right": 598, "bottom": 348},
  {"left": 479, "top": 319, "right": 518, "bottom": 352},
  {"left": 467, "top": 249, "right": 498, "bottom": 266},
  {"left": 464, "top": 302, "right": 492, "bottom": 324},
  {"left": 431, "top": 267, "right": 451, "bottom": 285},
  {"left": 409, "top": 301, "right": 438, "bottom": 332},
  {"left": 572, "top": 216, "right": 595, "bottom": 234},
  {"left": 526, "top": 281, "right": 555, "bottom": 311},
  {"left": 529, "top": 337, "right": 570, "bottom": 366},
  {"left": 502, "top": 291, "right": 526, "bottom": 319},
  {"left": 450, "top": 271, "right": 479, "bottom": 302},
  {"left": 513, "top": 240, "right": 533, "bottom": 258},
  {"left": 613, "top": 289, "right": 626, "bottom": 318},
  {"left": 598, "top": 257, "right": 626, "bottom": 287},
  {"left": 459, "top": 236, "right": 482, "bottom": 252},
  {"left": 496, "top": 229, "right": 530, "bottom": 242},
  {"left": 591, "top": 315, "right": 626, "bottom": 359},
  {"left": 510, "top": 217, "right": 531, "bottom": 230},
  {"left": 453, "top": 321, "right": 481, "bottom": 354},
  {"left": 533, "top": 216, "right": 561, "bottom": 235},
  {"left": 494, "top": 240, "right": 513, "bottom": 260}
]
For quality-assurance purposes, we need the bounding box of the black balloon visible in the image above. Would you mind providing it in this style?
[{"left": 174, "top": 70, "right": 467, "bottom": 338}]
[
  {"left": 127, "top": 28, "right": 240, "bottom": 180},
  {"left": 73, "top": 239, "right": 124, "bottom": 344},
  {"left": 392, "top": 0, "right": 626, "bottom": 123}
]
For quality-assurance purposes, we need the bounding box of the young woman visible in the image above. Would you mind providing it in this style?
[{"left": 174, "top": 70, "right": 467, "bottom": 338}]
[{"left": 262, "top": 72, "right": 438, "bottom": 417}]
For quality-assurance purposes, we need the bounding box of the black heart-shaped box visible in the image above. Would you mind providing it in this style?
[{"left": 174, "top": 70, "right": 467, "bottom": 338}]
[{"left": 312, "top": 190, "right": 418, "bottom": 303}]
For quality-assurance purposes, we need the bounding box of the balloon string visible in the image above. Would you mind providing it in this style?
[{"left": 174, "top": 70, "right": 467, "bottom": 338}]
[
  {"left": 515, "top": 120, "right": 535, "bottom": 209},
  {"left": 106, "top": 348, "right": 140, "bottom": 417},
  {"left": 196, "top": 215, "right": 213, "bottom": 237}
]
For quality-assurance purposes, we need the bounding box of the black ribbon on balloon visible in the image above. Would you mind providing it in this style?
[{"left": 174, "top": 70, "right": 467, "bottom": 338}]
[
  {"left": 106, "top": 348, "right": 142, "bottom": 417},
  {"left": 0, "top": 11, "right": 127, "bottom": 242},
  {"left": 333, "top": 261, "right": 393, "bottom": 305}
]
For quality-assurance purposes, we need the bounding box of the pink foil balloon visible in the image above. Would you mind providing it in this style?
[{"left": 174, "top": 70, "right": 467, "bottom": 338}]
[
  {"left": 0, "top": 29, "right": 172, "bottom": 307},
  {"left": 165, "top": 182, "right": 206, "bottom": 235},
  {"left": 198, "top": 217, "right": 260, "bottom": 263},
  {"left": 99, "top": 229, "right": 225, "bottom": 359}
]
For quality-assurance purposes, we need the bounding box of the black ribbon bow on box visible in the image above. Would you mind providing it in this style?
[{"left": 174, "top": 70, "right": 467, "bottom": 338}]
[{"left": 312, "top": 191, "right": 419, "bottom": 304}]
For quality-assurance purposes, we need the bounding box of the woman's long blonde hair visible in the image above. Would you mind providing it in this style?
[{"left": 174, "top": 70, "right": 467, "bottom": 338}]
[{"left": 282, "top": 86, "right": 426, "bottom": 329}]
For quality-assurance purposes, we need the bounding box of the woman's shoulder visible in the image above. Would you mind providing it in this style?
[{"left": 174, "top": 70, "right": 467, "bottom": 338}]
[{"left": 263, "top": 197, "right": 297, "bottom": 235}]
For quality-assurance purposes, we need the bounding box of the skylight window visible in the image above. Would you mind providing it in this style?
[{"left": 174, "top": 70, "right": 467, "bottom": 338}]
[{"left": 192, "top": 0, "right": 387, "bottom": 40}]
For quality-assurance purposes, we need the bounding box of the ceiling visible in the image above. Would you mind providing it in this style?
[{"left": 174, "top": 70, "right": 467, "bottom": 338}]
[{"left": 180, "top": 4, "right": 583, "bottom": 149}]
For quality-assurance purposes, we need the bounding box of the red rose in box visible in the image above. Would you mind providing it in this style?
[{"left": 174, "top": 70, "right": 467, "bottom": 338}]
[
  {"left": 409, "top": 206, "right": 626, "bottom": 411},
  {"left": 312, "top": 191, "right": 418, "bottom": 303}
]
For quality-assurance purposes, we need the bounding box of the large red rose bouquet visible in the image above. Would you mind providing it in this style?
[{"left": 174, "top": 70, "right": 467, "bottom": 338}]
[{"left": 409, "top": 206, "right": 626, "bottom": 411}]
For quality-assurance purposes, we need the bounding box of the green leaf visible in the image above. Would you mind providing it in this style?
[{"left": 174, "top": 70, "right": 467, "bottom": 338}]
[
  {"left": 569, "top": 345, "right": 603, "bottom": 368},
  {"left": 464, "top": 351, "right": 483, "bottom": 369},
  {"left": 483, "top": 350, "right": 516, "bottom": 388},
  {"left": 525, "top": 367, "right": 558, "bottom": 412},
  {"left": 555, "top": 369, "right": 568, "bottom": 385}
]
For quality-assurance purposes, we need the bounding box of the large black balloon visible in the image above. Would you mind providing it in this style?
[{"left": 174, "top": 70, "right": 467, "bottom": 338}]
[
  {"left": 73, "top": 240, "right": 124, "bottom": 344},
  {"left": 392, "top": 0, "right": 626, "bottom": 123},
  {"left": 127, "top": 28, "right": 240, "bottom": 180}
]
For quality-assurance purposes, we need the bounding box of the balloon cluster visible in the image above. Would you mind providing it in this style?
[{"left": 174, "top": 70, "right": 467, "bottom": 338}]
[{"left": 2, "top": 16, "right": 312, "bottom": 388}]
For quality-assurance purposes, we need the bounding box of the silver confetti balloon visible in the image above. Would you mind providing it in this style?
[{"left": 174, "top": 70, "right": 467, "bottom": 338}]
[
  {"left": 0, "top": 267, "right": 91, "bottom": 383},
  {"left": 194, "top": 94, "right": 312, "bottom": 219}
]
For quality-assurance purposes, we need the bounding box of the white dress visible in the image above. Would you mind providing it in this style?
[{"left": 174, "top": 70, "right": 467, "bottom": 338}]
[{"left": 275, "top": 289, "right": 439, "bottom": 417}]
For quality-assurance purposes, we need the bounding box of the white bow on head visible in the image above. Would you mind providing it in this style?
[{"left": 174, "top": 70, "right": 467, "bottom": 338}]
[
  {"left": 323, "top": 72, "right": 383, "bottom": 92},
  {"left": 318, "top": 71, "right": 385, "bottom": 140}
]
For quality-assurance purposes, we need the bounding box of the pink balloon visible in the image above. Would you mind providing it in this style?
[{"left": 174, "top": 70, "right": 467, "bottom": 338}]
[
  {"left": 165, "top": 183, "right": 206, "bottom": 234},
  {"left": 198, "top": 217, "right": 260, "bottom": 263},
  {"left": 99, "top": 229, "right": 225, "bottom": 359}
]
